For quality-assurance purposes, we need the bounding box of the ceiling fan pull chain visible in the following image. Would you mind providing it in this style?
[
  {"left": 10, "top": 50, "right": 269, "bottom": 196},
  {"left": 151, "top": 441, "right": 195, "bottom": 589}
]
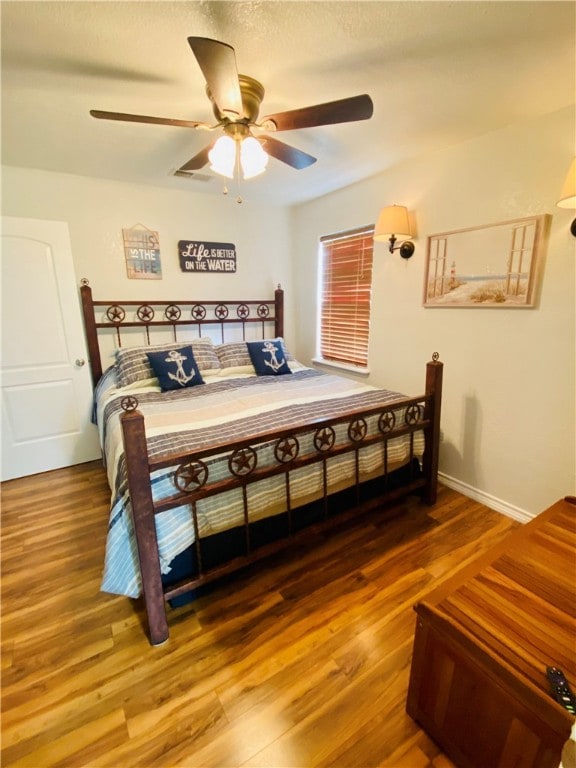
[{"left": 234, "top": 144, "right": 243, "bottom": 204}]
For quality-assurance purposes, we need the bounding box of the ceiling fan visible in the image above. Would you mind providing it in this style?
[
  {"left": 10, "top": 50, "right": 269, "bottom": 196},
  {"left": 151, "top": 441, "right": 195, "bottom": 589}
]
[{"left": 90, "top": 36, "right": 374, "bottom": 180}]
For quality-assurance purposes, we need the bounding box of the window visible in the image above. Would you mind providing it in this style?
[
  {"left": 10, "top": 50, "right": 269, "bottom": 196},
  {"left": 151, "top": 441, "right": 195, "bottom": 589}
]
[{"left": 318, "top": 226, "right": 374, "bottom": 369}]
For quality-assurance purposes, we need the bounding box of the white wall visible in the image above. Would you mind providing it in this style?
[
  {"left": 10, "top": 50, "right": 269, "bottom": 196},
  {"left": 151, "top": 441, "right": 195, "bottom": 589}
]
[
  {"left": 1, "top": 168, "right": 295, "bottom": 342},
  {"left": 291, "top": 106, "right": 575, "bottom": 519}
]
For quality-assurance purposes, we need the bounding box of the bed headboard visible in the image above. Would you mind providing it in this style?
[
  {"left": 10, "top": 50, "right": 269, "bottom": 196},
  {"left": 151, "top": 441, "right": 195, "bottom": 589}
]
[{"left": 79, "top": 280, "right": 284, "bottom": 387}]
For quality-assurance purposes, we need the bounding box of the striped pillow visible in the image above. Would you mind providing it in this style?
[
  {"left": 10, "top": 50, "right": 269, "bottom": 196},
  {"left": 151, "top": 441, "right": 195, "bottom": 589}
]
[
  {"left": 214, "top": 342, "right": 252, "bottom": 369},
  {"left": 116, "top": 338, "right": 220, "bottom": 387}
]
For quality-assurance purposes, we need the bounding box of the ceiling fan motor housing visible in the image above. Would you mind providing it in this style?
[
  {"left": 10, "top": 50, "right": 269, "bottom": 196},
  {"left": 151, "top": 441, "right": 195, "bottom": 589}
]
[{"left": 208, "top": 75, "right": 265, "bottom": 125}]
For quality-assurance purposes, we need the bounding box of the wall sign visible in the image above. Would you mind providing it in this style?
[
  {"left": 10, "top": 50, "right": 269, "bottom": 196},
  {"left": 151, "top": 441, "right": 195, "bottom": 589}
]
[
  {"left": 178, "top": 240, "right": 237, "bottom": 273},
  {"left": 122, "top": 224, "right": 162, "bottom": 280}
]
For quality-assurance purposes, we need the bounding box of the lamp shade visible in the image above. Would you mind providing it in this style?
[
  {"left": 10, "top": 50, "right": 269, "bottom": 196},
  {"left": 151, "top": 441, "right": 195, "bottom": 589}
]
[
  {"left": 208, "top": 135, "right": 236, "bottom": 178},
  {"left": 374, "top": 205, "right": 412, "bottom": 241},
  {"left": 557, "top": 158, "right": 576, "bottom": 209},
  {"left": 240, "top": 136, "right": 268, "bottom": 179}
]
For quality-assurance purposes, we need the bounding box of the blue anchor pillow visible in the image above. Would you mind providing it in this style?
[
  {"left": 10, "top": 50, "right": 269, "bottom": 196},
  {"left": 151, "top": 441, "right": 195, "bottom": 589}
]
[
  {"left": 146, "top": 345, "right": 205, "bottom": 391},
  {"left": 246, "top": 340, "right": 292, "bottom": 376}
]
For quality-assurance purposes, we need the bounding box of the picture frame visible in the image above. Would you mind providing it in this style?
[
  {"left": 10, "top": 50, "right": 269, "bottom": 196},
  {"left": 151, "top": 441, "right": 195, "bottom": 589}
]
[
  {"left": 122, "top": 224, "right": 162, "bottom": 280},
  {"left": 423, "top": 214, "right": 550, "bottom": 308}
]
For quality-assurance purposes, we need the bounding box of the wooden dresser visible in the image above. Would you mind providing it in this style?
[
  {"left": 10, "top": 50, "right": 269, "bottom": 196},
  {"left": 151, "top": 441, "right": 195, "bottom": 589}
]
[{"left": 407, "top": 497, "right": 576, "bottom": 768}]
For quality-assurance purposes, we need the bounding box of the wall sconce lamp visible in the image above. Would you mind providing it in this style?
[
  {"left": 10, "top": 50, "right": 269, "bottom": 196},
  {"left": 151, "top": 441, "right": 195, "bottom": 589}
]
[
  {"left": 373, "top": 204, "right": 415, "bottom": 258},
  {"left": 556, "top": 158, "right": 576, "bottom": 237}
]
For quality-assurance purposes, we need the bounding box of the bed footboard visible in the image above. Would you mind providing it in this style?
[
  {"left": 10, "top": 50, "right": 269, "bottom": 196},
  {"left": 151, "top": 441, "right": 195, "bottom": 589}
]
[{"left": 119, "top": 356, "right": 443, "bottom": 646}]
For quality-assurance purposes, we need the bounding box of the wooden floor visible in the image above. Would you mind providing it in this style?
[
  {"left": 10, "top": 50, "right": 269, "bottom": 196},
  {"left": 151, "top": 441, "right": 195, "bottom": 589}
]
[{"left": 1, "top": 461, "right": 520, "bottom": 768}]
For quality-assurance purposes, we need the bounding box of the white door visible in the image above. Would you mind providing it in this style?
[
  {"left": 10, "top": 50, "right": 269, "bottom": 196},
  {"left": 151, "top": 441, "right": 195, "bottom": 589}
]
[{"left": 1, "top": 217, "right": 101, "bottom": 481}]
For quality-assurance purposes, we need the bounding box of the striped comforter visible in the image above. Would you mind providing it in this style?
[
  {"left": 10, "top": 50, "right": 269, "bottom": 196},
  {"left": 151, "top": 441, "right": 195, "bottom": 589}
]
[{"left": 97, "top": 366, "right": 423, "bottom": 597}]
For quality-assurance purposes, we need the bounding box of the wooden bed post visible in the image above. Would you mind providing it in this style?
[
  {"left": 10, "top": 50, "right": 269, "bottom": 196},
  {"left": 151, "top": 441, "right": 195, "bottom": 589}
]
[
  {"left": 275, "top": 285, "right": 284, "bottom": 338},
  {"left": 120, "top": 407, "right": 169, "bottom": 646},
  {"left": 422, "top": 354, "right": 443, "bottom": 506},
  {"left": 80, "top": 282, "right": 103, "bottom": 387}
]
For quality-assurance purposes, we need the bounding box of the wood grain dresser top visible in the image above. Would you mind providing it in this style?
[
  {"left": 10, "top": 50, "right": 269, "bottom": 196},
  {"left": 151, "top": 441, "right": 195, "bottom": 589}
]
[{"left": 415, "top": 497, "right": 576, "bottom": 697}]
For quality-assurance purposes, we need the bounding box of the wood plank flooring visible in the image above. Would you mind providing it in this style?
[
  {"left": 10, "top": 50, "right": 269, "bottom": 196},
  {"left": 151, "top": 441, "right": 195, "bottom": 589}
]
[{"left": 1, "top": 461, "right": 520, "bottom": 767}]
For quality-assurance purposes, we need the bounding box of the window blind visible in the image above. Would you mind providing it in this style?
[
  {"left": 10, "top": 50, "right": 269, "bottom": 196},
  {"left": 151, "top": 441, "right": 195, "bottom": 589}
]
[{"left": 319, "top": 226, "right": 374, "bottom": 368}]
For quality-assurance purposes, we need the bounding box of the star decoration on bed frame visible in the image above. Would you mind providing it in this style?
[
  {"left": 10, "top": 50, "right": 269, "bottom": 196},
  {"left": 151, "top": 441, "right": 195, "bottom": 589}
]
[
  {"left": 274, "top": 436, "right": 299, "bottom": 463},
  {"left": 229, "top": 447, "right": 257, "bottom": 476},
  {"left": 137, "top": 305, "right": 155, "bottom": 322},
  {"left": 314, "top": 426, "right": 335, "bottom": 452},
  {"left": 237, "top": 304, "right": 250, "bottom": 319},
  {"left": 379, "top": 411, "right": 396, "bottom": 433},
  {"left": 191, "top": 305, "right": 207, "bottom": 321},
  {"left": 348, "top": 418, "right": 368, "bottom": 442},
  {"left": 165, "top": 305, "right": 182, "bottom": 321},
  {"left": 107, "top": 305, "right": 126, "bottom": 323},
  {"left": 174, "top": 461, "right": 209, "bottom": 492}
]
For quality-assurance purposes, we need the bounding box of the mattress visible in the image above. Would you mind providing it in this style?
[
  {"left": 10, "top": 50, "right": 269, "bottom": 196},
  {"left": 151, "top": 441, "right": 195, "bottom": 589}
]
[{"left": 95, "top": 362, "right": 424, "bottom": 598}]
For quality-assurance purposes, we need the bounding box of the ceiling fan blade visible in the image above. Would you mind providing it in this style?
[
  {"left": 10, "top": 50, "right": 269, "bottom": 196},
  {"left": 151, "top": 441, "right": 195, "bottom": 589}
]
[
  {"left": 262, "top": 94, "right": 373, "bottom": 132},
  {"left": 90, "top": 110, "right": 207, "bottom": 129},
  {"left": 178, "top": 142, "right": 215, "bottom": 172},
  {"left": 260, "top": 136, "right": 317, "bottom": 170},
  {"left": 187, "top": 37, "right": 244, "bottom": 119}
]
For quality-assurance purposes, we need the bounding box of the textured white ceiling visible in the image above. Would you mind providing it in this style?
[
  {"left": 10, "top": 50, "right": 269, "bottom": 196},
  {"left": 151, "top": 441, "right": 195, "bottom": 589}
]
[{"left": 1, "top": 1, "right": 575, "bottom": 206}]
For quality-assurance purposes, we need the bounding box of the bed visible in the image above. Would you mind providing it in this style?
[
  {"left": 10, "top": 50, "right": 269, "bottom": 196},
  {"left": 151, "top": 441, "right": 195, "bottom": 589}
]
[{"left": 81, "top": 281, "right": 443, "bottom": 645}]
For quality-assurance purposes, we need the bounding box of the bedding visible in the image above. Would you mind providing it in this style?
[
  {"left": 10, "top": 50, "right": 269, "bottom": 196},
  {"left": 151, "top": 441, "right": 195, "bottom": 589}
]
[{"left": 96, "top": 352, "right": 424, "bottom": 599}]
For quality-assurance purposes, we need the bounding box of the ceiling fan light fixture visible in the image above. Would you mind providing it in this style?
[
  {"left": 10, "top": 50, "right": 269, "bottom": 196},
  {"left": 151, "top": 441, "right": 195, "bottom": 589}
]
[
  {"left": 91, "top": 38, "right": 374, "bottom": 187},
  {"left": 240, "top": 136, "right": 268, "bottom": 179},
  {"left": 208, "top": 135, "right": 236, "bottom": 178}
]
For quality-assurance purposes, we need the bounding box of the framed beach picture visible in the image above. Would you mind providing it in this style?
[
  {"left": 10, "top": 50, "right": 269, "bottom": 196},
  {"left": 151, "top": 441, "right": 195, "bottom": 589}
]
[{"left": 423, "top": 214, "right": 550, "bottom": 308}]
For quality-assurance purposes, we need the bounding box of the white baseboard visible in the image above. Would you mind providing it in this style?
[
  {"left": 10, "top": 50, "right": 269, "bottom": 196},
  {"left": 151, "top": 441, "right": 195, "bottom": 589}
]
[{"left": 438, "top": 472, "right": 533, "bottom": 524}]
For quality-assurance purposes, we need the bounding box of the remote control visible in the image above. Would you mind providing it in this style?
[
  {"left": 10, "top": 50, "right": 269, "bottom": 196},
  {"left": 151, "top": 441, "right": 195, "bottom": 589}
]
[{"left": 546, "top": 666, "right": 576, "bottom": 715}]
